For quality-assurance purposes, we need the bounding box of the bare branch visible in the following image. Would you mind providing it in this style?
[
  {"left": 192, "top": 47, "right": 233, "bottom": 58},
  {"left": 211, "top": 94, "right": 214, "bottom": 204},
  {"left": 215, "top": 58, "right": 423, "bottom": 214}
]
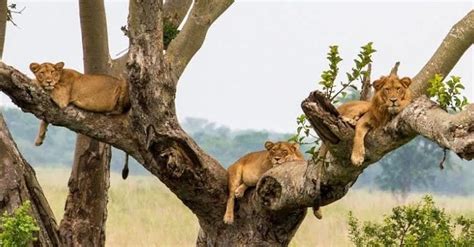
[
  {"left": 360, "top": 63, "right": 372, "bottom": 100},
  {"left": 0, "top": 0, "right": 7, "bottom": 59},
  {"left": 411, "top": 10, "right": 474, "bottom": 97},
  {"left": 166, "top": 0, "right": 233, "bottom": 79},
  {"left": 79, "top": 0, "right": 111, "bottom": 72},
  {"left": 109, "top": 0, "right": 193, "bottom": 79},
  {"left": 164, "top": 0, "right": 193, "bottom": 28},
  {"left": 389, "top": 97, "right": 474, "bottom": 160}
]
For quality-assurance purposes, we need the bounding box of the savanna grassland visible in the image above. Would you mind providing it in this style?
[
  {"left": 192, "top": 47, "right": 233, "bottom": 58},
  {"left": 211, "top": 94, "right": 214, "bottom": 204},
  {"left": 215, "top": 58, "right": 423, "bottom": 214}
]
[{"left": 36, "top": 168, "right": 474, "bottom": 247}]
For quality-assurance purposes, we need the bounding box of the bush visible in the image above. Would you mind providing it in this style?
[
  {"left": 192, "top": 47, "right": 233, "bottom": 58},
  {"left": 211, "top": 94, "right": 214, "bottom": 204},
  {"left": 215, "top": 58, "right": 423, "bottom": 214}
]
[
  {"left": 348, "top": 195, "right": 474, "bottom": 246},
  {"left": 0, "top": 201, "right": 40, "bottom": 247}
]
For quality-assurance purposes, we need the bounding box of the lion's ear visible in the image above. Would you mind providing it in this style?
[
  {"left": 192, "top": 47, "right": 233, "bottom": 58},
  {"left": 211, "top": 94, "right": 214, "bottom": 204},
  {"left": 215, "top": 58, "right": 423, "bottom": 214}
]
[
  {"left": 399, "top": 77, "right": 412, "bottom": 88},
  {"left": 373, "top": 76, "right": 386, "bottom": 91},
  {"left": 54, "top": 62, "right": 65, "bottom": 70},
  {"left": 30, "top": 63, "right": 40, "bottom": 73},
  {"left": 291, "top": 142, "right": 300, "bottom": 151},
  {"left": 264, "top": 141, "right": 274, "bottom": 150}
]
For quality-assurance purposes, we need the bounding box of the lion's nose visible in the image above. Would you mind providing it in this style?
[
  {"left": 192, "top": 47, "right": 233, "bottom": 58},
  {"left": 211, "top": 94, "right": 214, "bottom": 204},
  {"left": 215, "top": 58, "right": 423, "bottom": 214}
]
[{"left": 390, "top": 98, "right": 397, "bottom": 103}]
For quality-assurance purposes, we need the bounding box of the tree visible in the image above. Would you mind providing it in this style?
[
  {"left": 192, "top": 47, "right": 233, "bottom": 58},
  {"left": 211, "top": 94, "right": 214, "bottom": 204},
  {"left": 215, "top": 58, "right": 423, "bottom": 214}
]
[
  {"left": 375, "top": 137, "right": 444, "bottom": 201},
  {"left": 0, "top": 2, "right": 472, "bottom": 246}
]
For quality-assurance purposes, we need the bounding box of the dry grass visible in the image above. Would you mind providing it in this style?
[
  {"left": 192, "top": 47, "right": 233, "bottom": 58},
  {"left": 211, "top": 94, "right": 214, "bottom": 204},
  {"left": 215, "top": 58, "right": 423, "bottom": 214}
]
[{"left": 35, "top": 168, "right": 474, "bottom": 247}]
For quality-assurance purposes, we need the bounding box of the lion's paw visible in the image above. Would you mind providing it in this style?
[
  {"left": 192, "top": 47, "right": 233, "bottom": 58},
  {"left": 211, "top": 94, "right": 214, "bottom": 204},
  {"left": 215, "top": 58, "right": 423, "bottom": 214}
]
[
  {"left": 341, "top": 116, "right": 357, "bottom": 127},
  {"left": 223, "top": 214, "right": 234, "bottom": 225},
  {"left": 234, "top": 187, "right": 245, "bottom": 199},
  {"left": 351, "top": 150, "right": 365, "bottom": 166}
]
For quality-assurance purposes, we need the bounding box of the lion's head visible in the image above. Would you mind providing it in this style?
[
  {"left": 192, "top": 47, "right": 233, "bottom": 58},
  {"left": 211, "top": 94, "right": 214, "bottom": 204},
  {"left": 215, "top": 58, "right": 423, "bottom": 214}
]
[
  {"left": 372, "top": 74, "right": 412, "bottom": 115},
  {"left": 29, "top": 62, "right": 65, "bottom": 91},
  {"left": 264, "top": 141, "right": 304, "bottom": 165}
]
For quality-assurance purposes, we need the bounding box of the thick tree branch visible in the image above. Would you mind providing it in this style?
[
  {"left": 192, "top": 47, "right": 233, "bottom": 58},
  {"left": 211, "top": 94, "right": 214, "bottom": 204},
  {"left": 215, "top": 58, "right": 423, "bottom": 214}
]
[
  {"left": 0, "top": 0, "right": 6, "bottom": 59},
  {"left": 166, "top": 0, "right": 233, "bottom": 79},
  {"left": 411, "top": 10, "right": 474, "bottom": 97},
  {"left": 123, "top": 0, "right": 230, "bottom": 225},
  {"left": 79, "top": 0, "right": 111, "bottom": 71},
  {"left": 0, "top": 63, "right": 139, "bottom": 159},
  {"left": 164, "top": 0, "right": 193, "bottom": 28},
  {"left": 257, "top": 91, "right": 473, "bottom": 212},
  {"left": 109, "top": 0, "right": 193, "bottom": 79}
]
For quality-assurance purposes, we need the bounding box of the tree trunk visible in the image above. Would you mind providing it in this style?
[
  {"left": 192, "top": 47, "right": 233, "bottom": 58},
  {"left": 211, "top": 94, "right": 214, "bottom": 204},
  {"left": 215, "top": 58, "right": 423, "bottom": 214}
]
[
  {"left": 58, "top": 1, "right": 112, "bottom": 246},
  {"left": 58, "top": 136, "right": 110, "bottom": 246},
  {"left": 0, "top": 0, "right": 6, "bottom": 59},
  {"left": 0, "top": 113, "right": 62, "bottom": 246}
]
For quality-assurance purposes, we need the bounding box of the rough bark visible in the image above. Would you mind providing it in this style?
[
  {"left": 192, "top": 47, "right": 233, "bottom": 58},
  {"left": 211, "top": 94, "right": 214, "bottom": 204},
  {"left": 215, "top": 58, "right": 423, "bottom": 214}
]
[
  {"left": 0, "top": 4, "right": 472, "bottom": 247},
  {"left": 0, "top": 113, "right": 62, "bottom": 246},
  {"left": 411, "top": 10, "right": 474, "bottom": 97},
  {"left": 58, "top": 136, "right": 110, "bottom": 246},
  {"left": 58, "top": 1, "right": 112, "bottom": 246},
  {"left": 166, "top": 0, "right": 234, "bottom": 79},
  {"left": 0, "top": 0, "right": 6, "bottom": 59}
]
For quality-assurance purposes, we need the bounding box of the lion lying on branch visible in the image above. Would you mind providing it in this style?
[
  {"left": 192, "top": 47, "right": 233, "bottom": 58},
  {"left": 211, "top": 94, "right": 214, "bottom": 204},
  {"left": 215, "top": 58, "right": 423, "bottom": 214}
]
[{"left": 319, "top": 63, "right": 413, "bottom": 166}]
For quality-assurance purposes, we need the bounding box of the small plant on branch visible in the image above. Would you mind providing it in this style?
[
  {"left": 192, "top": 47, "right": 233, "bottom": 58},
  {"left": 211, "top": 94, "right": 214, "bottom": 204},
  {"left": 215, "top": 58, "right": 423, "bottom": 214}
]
[
  {"left": 290, "top": 42, "right": 375, "bottom": 159},
  {"left": 427, "top": 74, "right": 469, "bottom": 112}
]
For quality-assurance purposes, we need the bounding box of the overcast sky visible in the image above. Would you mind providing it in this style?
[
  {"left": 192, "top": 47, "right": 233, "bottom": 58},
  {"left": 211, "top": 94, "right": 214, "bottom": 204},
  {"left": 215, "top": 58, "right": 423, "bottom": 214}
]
[{"left": 1, "top": 1, "right": 472, "bottom": 133}]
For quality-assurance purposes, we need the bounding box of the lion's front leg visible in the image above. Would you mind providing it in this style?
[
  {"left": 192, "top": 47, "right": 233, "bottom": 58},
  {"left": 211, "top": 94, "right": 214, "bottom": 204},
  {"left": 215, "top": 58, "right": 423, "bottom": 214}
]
[{"left": 351, "top": 115, "right": 371, "bottom": 166}]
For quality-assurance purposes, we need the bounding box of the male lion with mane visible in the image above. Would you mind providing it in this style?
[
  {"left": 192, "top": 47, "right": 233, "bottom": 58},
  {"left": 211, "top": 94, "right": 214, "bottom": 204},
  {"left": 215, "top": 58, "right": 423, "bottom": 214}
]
[{"left": 318, "top": 67, "right": 413, "bottom": 167}]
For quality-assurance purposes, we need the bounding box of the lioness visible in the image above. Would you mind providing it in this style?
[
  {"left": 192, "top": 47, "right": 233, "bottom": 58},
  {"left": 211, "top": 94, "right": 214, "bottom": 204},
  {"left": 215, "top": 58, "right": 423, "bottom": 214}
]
[
  {"left": 223, "top": 141, "right": 305, "bottom": 224},
  {"left": 318, "top": 73, "right": 412, "bottom": 167},
  {"left": 29, "top": 62, "right": 130, "bottom": 146}
]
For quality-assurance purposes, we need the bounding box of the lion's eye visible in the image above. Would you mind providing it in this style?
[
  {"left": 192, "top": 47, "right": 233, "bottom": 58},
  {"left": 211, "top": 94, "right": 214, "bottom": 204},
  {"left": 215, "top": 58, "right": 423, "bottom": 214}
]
[{"left": 396, "top": 87, "right": 401, "bottom": 92}]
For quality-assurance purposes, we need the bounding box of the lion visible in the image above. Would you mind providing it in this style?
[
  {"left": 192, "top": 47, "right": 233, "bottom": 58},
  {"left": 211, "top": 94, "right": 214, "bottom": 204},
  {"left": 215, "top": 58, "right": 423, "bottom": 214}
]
[
  {"left": 350, "top": 74, "right": 412, "bottom": 166},
  {"left": 223, "top": 141, "right": 308, "bottom": 224},
  {"left": 29, "top": 62, "right": 130, "bottom": 146},
  {"left": 317, "top": 73, "right": 412, "bottom": 167}
]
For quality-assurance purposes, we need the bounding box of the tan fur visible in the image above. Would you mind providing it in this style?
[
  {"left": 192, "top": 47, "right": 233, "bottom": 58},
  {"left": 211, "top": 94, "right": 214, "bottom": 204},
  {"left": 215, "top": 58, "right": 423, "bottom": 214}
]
[
  {"left": 30, "top": 62, "right": 130, "bottom": 146},
  {"left": 223, "top": 141, "right": 304, "bottom": 224},
  {"left": 318, "top": 75, "right": 412, "bottom": 166},
  {"left": 317, "top": 74, "right": 412, "bottom": 166},
  {"left": 350, "top": 75, "right": 412, "bottom": 166}
]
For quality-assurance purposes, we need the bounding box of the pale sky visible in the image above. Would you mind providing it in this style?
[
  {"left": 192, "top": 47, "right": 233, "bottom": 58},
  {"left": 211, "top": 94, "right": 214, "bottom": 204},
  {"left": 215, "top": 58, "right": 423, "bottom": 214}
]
[{"left": 1, "top": 1, "right": 472, "bottom": 133}]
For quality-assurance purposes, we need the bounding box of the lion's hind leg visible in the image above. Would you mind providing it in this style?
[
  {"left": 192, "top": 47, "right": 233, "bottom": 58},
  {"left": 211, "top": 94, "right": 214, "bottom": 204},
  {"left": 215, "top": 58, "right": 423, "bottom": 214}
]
[{"left": 34, "top": 120, "right": 49, "bottom": 146}]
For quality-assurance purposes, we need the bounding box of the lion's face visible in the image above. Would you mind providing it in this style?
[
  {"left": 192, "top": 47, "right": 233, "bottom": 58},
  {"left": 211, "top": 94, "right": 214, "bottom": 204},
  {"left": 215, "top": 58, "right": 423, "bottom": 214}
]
[
  {"left": 373, "top": 75, "right": 412, "bottom": 115},
  {"left": 265, "top": 141, "right": 303, "bottom": 166},
  {"left": 29, "top": 62, "right": 64, "bottom": 91}
]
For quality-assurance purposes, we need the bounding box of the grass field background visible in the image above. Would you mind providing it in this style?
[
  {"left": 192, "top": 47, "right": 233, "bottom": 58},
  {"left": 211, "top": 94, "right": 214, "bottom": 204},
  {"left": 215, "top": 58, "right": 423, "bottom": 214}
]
[{"left": 36, "top": 168, "right": 474, "bottom": 247}]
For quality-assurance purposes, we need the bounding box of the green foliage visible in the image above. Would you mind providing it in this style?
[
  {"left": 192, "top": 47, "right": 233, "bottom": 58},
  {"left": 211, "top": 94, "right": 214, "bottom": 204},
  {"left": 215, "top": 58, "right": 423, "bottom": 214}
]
[
  {"left": 163, "top": 20, "right": 180, "bottom": 50},
  {"left": 427, "top": 74, "right": 469, "bottom": 112},
  {"left": 0, "top": 201, "right": 40, "bottom": 247},
  {"left": 348, "top": 195, "right": 474, "bottom": 247},
  {"left": 292, "top": 42, "right": 375, "bottom": 160},
  {"left": 288, "top": 114, "right": 320, "bottom": 158},
  {"left": 319, "top": 45, "right": 342, "bottom": 99}
]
